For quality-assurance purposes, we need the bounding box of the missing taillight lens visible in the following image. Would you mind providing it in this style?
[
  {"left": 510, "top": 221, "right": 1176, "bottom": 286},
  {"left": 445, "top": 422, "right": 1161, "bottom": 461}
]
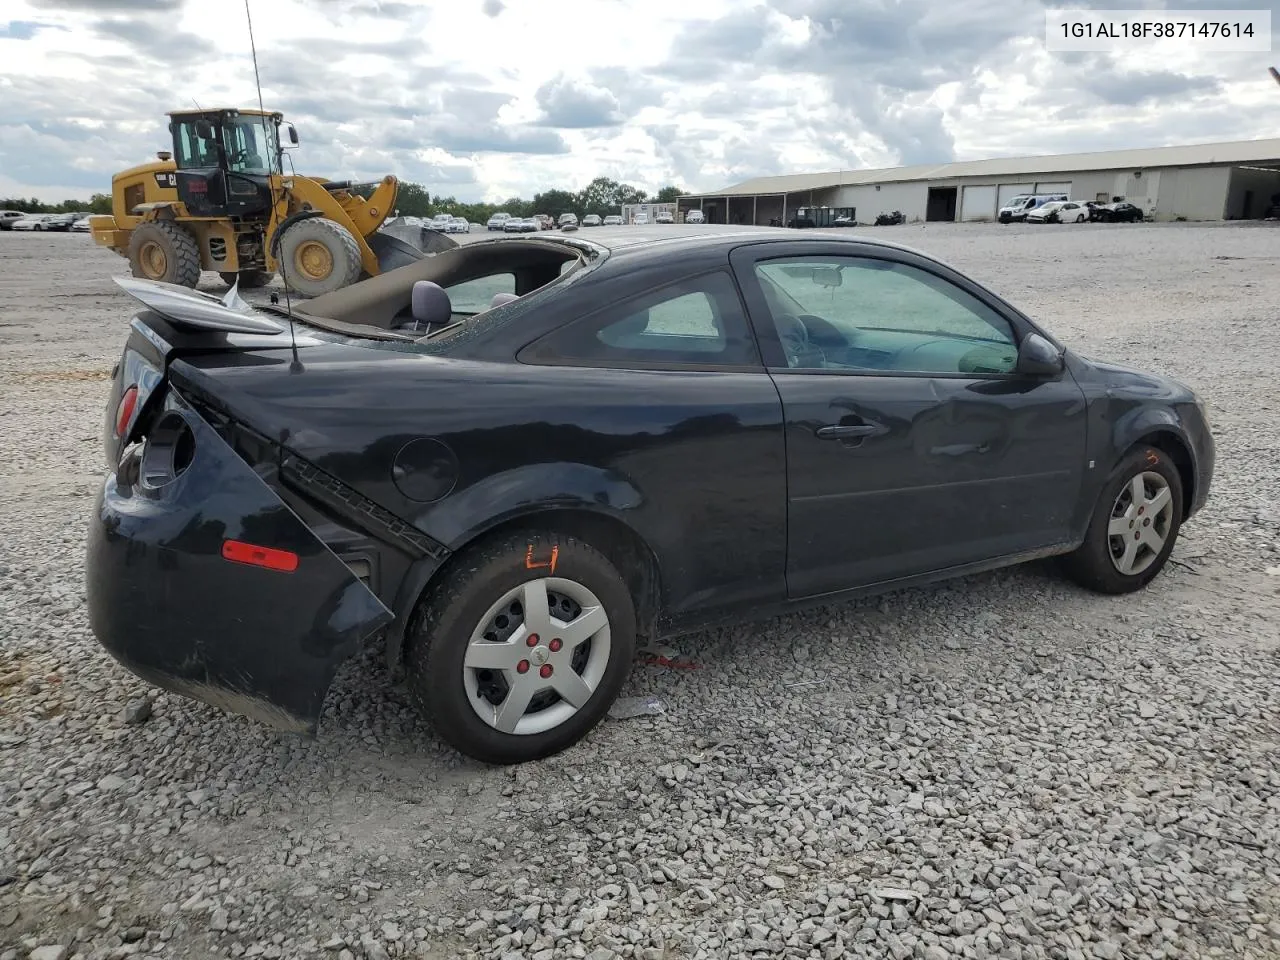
[
  {"left": 138, "top": 412, "right": 195, "bottom": 488},
  {"left": 114, "top": 385, "right": 138, "bottom": 438}
]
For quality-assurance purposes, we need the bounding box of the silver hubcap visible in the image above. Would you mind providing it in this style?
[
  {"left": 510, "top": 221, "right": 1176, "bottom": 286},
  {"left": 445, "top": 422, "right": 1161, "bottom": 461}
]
[
  {"left": 1108, "top": 471, "right": 1174, "bottom": 576},
  {"left": 463, "top": 577, "right": 611, "bottom": 735}
]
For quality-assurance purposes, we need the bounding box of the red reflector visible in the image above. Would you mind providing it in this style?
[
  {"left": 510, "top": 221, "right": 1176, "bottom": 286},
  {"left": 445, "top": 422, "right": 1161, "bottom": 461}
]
[
  {"left": 114, "top": 385, "right": 138, "bottom": 438},
  {"left": 221, "top": 540, "right": 299, "bottom": 573}
]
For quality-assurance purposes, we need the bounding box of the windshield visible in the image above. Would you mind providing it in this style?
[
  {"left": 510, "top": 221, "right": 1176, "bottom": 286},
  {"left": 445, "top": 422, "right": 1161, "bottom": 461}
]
[
  {"left": 223, "top": 117, "right": 279, "bottom": 175},
  {"left": 173, "top": 116, "right": 279, "bottom": 173}
]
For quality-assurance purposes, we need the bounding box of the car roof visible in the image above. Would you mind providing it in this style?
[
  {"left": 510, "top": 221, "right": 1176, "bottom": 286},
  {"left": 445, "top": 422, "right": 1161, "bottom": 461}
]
[{"left": 460, "top": 224, "right": 949, "bottom": 270}]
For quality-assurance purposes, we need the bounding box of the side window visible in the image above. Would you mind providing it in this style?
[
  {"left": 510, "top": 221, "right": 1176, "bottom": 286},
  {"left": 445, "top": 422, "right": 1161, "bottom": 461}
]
[
  {"left": 527, "top": 270, "right": 759, "bottom": 367},
  {"left": 445, "top": 273, "right": 515, "bottom": 314},
  {"left": 753, "top": 257, "right": 1018, "bottom": 376}
]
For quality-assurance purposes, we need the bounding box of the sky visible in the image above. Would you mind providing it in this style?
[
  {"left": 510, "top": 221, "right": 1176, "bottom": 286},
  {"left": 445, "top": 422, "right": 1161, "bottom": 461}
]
[{"left": 0, "top": 0, "right": 1278, "bottom": 203}]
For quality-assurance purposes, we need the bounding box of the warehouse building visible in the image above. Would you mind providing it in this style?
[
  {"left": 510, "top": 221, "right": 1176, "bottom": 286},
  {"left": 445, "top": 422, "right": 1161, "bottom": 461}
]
[{"left": 677, "top": 138, "right": 1280, "bottom": 226}]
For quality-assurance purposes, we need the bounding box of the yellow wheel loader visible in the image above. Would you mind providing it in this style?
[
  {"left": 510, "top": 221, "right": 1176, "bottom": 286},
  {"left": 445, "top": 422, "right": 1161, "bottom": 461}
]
[{"left": 90, "top": 108, "right": 455, "bottom": 296}]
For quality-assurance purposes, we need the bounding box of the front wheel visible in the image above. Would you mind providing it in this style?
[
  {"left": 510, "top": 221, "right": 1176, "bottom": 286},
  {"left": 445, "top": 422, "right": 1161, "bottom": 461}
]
[
  {"left": 405, "top": 531, "right": 637, "bottom": 764},
  {"left": 1060, "top": 446, "right": 1183, "bottom": 594},
  {"left": 276, "top": 217, "right": 361, "bottom": 297}
]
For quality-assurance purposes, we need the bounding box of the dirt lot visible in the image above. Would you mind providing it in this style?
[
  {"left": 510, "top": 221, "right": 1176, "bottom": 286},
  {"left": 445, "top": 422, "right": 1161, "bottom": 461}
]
[{"left": 2, "top": 222, "right": 1279, "bottom": 960}]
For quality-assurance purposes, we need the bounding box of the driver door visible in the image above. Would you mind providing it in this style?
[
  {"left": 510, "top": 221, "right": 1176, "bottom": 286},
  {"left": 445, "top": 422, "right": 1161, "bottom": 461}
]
[{"left": 729, "top": 241, "right": 1089, "bottom": 599}]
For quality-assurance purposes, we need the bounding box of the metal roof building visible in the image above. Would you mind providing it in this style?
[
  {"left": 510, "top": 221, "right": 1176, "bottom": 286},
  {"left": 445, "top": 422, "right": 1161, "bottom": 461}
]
[{"left": 677, "top": 138, "right": 1280, "bottom": 226}]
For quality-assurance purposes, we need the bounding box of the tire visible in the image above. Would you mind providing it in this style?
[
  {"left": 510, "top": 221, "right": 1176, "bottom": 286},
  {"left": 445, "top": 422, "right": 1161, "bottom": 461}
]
[
  {"left": 219, "top": 270, "right": 274, "bottom": 288},
  {"left": 405, "top": 530, "right": 637, "bottom": 765},
  {"left": 127, "top": 220, "right": 201, "bottom": 287},
  {"left": 1060, "top": 445, "right": 1183, "bottom": 594},
  {"left": 1075, "top": 214, "right": 1086, "bottom": 223},
  {"left": 276, "top": 217, "right": 361, "bottom": 297}
]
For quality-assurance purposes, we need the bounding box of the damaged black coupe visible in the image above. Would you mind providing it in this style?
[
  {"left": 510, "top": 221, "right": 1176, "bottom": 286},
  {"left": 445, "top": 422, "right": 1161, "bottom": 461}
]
[{"left": 86, "top": 227, "right": 1214, "bottom": 764}]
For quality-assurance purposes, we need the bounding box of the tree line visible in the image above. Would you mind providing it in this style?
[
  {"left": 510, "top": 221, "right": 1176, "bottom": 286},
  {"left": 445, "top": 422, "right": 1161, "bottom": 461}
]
[
  {"left": 2, "top": 177, "right": 685, "bottom": 222},
  {"left": 0, "top": 194, "right": 112, "bottom": 214},
  {"left": 390, "top": 177, "right": 685, "bottom": 222}
]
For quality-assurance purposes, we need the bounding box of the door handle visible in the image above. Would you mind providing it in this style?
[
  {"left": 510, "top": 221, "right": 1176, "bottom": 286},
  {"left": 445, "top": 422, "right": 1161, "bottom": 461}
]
[{"left": 816, "top": 423, "right": 881, "bottom": 440}]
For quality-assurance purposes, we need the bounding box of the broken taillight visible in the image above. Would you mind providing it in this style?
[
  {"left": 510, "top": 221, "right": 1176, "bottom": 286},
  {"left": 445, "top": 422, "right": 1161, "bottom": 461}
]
[{"left": 114, "top": 385, "right": 138, "bottom": 439}]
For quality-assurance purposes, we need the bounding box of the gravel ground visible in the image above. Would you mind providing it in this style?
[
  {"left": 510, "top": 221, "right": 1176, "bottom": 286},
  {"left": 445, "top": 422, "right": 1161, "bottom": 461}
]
[{"left": 2, "top": 222, "right": 1280, "bottom": 960}]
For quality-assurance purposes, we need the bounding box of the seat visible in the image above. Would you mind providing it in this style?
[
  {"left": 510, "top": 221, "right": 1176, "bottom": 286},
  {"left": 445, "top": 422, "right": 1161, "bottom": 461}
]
[{"left": 404, "top": 280, "right": 453, "bottom": 333}]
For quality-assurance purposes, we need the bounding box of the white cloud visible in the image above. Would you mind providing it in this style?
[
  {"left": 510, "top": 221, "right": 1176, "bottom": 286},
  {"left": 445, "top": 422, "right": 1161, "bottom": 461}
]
[{"left": 0, "top": 0, "right": 1277, "bottom": 203}]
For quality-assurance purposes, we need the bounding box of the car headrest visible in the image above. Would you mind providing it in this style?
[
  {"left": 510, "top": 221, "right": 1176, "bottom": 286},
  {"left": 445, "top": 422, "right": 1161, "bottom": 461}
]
[
  {"left": 490, "top": 292, "right": 519, "bottom": 309},
  {"left": 411, "top": 280, "right": 452, "bottom": 329}
]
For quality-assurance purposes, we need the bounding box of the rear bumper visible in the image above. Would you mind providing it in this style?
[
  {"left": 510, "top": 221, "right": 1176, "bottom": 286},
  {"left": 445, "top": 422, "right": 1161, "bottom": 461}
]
[{"left": 85, "top": 389, "right": 394, "bottom": 734}]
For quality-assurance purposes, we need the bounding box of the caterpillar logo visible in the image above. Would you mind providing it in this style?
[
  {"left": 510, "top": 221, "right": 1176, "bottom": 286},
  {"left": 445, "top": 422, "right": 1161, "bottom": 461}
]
[{"left": 153, "top": 172, "right": 177, "bottom": 189}]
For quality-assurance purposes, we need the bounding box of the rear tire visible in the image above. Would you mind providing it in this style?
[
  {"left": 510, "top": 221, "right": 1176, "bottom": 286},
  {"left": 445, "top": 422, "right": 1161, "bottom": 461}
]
[
  {"left": 219, "top": 270, "right": 274, "bottom": 288},
  {"left": 1060, "top": 445, "right": 1183, "bottom": 594},
  {"left": 405, "top": 530, "right": 637, "bottom": 765},
  {"left": 127, "top": 221, "right": 201, "bottom": 287},
  {"left": 277, "top": 217, "right": 361, "bottom": 297}
]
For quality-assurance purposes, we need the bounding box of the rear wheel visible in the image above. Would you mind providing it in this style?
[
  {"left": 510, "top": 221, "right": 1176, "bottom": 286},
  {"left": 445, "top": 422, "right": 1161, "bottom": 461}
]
[
  {"left": 276, "top": 217, "right": 361, "bottom": 297},
  {"left": 127, "top": 221, "right": 201, "bottom": 287},
  {"left": 1060, "top": 446, "right": 1183, "bottom": 594},
  {"left": 219, "top": 269, "right": 274, "bottom": 288},
  {"left": 405, "top": 531, "right": 637, "bottom": 764}
]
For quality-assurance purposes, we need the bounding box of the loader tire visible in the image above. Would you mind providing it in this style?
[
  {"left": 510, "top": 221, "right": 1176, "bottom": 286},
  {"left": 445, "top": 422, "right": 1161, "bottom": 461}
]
[
  {"left": 219, "top": 270, "right": 274, "bottom": 288},
  {"left": 277, "top": 218, "right": 361, "bottom": 297},
  {"left": 128, "top": 221, "right": 201, "bottom": 288}
]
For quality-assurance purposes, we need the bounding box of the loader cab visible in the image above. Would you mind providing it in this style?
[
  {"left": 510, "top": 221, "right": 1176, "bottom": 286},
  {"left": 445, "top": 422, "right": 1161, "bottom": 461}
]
[{"left": 167, "top": 108, "right": 291, "bottom": 219}]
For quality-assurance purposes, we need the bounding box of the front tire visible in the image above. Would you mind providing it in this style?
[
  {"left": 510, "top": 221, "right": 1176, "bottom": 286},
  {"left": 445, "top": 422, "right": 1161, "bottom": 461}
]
[
  {"left": 127, "top": 221, "right": 201, "bottom": 287},
  {"left": 276, "top": 217, "right": 361, "bottom": 297},
  {"left": 1061, "top": 446, "right": 1183, "bottom": 594},
  {"left": 405, "top": 531, "right": 637, "bottom": 764}
]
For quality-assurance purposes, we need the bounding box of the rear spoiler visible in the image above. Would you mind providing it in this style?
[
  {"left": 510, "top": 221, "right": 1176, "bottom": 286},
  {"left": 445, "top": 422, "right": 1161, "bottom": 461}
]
[{"left": 112, "top": 276, "right": 284, "bottom": 335}]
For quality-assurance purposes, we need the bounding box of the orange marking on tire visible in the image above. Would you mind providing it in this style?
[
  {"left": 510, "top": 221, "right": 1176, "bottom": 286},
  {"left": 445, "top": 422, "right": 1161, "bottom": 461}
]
[
  {"left": 525, "top": 544, "right": 559, "bottom": 574},
  {"left": 1146, "top": 451, "right": 1159, "bottom": 465}
]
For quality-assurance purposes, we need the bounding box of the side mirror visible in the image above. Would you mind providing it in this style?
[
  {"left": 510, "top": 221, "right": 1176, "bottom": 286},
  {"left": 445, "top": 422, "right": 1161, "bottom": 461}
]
[
  {"left": 286, "top": 124, "right": 299, "bottom": 145},
  {"left": 1017, "top": 332, "right": 1064, "bottom": 376}
]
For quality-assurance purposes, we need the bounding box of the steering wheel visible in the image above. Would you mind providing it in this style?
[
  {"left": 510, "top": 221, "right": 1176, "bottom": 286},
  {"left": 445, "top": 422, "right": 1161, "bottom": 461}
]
[{"left": 775, "top": 314, "right": 826, "bottom": 368}]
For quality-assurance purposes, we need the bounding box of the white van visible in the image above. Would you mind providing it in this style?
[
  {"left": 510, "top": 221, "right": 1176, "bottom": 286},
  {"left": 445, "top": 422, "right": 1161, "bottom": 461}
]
[{"left": 684, "top": 209, "right": 705, "bottom": 224}]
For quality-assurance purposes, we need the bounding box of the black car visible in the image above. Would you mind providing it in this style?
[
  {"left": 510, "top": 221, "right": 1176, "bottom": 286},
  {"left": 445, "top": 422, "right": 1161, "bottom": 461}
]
[
  {"left": 1092, "top": 201, "right": 1145, "bottom": 223},
  {"left": 86, "top": 228, "right": 1214, "bottom": 764}
]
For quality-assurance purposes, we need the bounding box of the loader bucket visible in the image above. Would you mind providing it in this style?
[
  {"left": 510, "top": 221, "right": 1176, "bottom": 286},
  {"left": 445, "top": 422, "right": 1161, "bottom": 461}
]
[
  {"left": 372, "top": 218, "right": 459, "bottom": 273},
  {"left": 368, "top": 231, "right": 431, "bottom": 273}
]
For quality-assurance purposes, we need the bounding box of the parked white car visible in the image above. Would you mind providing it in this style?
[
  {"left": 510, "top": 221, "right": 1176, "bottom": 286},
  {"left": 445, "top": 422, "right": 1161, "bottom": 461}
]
[
  {"left": 602, "top": 215, "right": 623, "bottom": 226},
  {"left": 684, "top": 209, "right": 704, "bottom": 224},
  {"left": 72, "top": 216, "right": 93, "bottom": 232},
  {"left": 487, "top": 213, "right": 511, "bottom": 231},
  {"left": 633, "top": 213, "right": 649, "bottom": 225},
  {"left": 1027, "top": 200, "right": 1089, "bottom": 224},
  {"left": 11, "top": 215, "right": 49, "bottom": 231},
  {"left": 582, "top": 214, "right": 601, "bottom": 226},
  {"left": 1, "top": 210, "right": 27, "bottom": 230},
  {"left": 654, "top": 210, "right": 674, "bottom": 224},
  {"left": 502, "top": 217, "right": 525, "bottom": 233}
]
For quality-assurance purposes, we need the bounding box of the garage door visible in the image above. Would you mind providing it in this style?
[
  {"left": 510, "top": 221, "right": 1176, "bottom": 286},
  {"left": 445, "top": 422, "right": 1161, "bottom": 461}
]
[
  {"left": 960, "top": 185, "right": 998, "bottom": 221},
  {"left": 1035, "top": 181, "right": 1072, "bottom": 197},
  {"left": 998, "top": 183, "right": 1035, "bottom": 207}
]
